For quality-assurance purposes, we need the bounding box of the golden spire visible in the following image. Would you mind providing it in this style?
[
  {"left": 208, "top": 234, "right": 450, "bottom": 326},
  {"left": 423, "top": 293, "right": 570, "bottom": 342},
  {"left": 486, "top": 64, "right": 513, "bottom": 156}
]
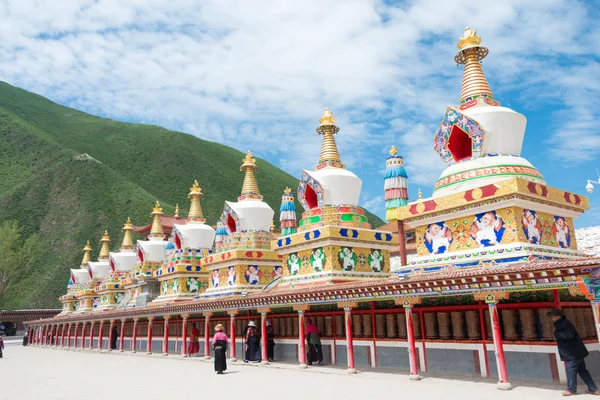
[
  {"left": 188, "top": 180, "right": 206, "bottom": 222},
  {"left": 454, "top": 27, "right": 493, "bottom": 103},
  {"left": 270, "top": 220, "right": 276, "bottom": 232},
  {"left": 149, "top": 201, "right": 165, "bottom": 240},
  {"left": 81, "top": 240, "right": 92, "bottom": 266},
  {"left": 389, "top": 145, "right": 398, "bottom": 156},
  {"left": 98, "top": 231, "right": 111, "bottom": 260},
  {"left": 284, "top": 186, "right": 292, "bottom": 194},
  {"left": 418, "top": 188, "right": 423, "bottom": 200},
  {"left": 316, "top": 108, "right": 344, "bottom": 168},
  {"left": 239, "top": 150, "right": 261, "bottom": 198},
  {"left": 120, "top": 217, "right": 135, "bottom": 251},
  {"left": 174, "top": 204, "right": 179, "bottom": 218}
]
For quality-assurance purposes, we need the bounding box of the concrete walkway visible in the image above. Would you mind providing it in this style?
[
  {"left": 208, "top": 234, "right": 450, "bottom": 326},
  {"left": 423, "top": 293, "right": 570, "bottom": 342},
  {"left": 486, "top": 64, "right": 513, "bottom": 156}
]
[{"left": 1, "top": 345, "right": 569, "bottom": 400}]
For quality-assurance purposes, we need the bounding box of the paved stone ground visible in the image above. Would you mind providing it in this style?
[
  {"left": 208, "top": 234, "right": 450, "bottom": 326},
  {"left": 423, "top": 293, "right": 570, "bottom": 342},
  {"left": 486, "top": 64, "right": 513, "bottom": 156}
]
[{"left": 1, "top": 345, "right": 567, "bottom": 400}]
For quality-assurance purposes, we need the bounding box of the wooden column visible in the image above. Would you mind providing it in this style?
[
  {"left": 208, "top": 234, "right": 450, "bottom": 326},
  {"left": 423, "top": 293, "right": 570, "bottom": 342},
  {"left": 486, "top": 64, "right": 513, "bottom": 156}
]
[
  {"left": 259, "top": 308, "right": 270, "bottom": 364},
  {"left": 108, "top": 320, "right": 115, "bottom": 351},
  {"left": 88, "top": 321, "right": 95, "bottom": 349},
  {"left": 80, "top": 322, "right": 87, "bottom": 348},
  {"left": 73, "top": 323, "right": 79, "bottom": 348},
  {"left": 229, "top": 311, "right": 238, "bottom": 361},
  {"left": 396, "top": 220, "right": 408, "bottom": 266},
  {"left": 98, "top": 321, "right": 104, "bottom": 350},
  {"left": 181, "top": 315, "right": 189, "bottom": 357},
  {"left": 203, "top": 313, "right": 212, "bottom": 359},
  {"left": 295, "top": 305, "right": 309, "bottom": 369},
  {"left": 42, "top": 325, "right": 48, "bottom": 345},
  {"left": 54, "top": 324, "right": 60, "bottom": 346},
  {"left": 119, "top": 319, "right": 126, "bottom": 352},
  {"left": 131, "top": 318, "right": 139, "bottom": 353},
  {"left": 339, "top": 302, "right": 358, "bottom": 374},
  {"left": 66, "top": 323, "right": 72, "bottom": 347},
  {"left": 397, "top": 298, "right": 422, "bottom": 380},
  {"left": 147, "top": 317, "right": 154, "bottom": 354},
  {"left": 60, "top": 324, "right": 66, "bottom": 347},
  {"left": 162, "top": 316, "right": 171, "bottom": 355}
]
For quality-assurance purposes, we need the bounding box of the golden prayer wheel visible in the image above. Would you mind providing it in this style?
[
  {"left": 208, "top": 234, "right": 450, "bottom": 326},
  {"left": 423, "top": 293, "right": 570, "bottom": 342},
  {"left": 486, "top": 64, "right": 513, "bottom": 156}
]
[
  {"left": 451, "top": 312, "right": 466, "bottom": 340},
  {"left": 483, "top": 310, "right": 492, "bottom": 340},
  {"left": 424, "top": 312, "right": 438, "bottom": 339},
  {"left": 519, "top": 309, "right": 537, "bottom": 340},
  {"left": 573, "top": 308, "right": 588, "bottom": 338},
  {"left": 539, "top": 308, "right": 555, "bottom": 340},
  {"left": 397, "top": 313, "right": 407, "bottom": 339},
  {"left": 272, "top": 318, "right": 280, "bottom": 336},
  {"left": 316, "top": 316, "right": 325, "bottom": 336},
  {"left": 501, "top": 310, "right": 519, "bottom": 340},
  {"left": 437, "top": 312, "right": 451, "bottom": 340},
  {"left": 375, "top": 314, "right": 386, "bottom": 338},
  {"left": 335, "top": 315, "right": 345, "bottom": 337},
  {"left": 386, "top": 314, "right": 397, "bottom": 338},
  {"left": 563, "top": 308, "right": 577, "bottom": 334},
  {"left": 362, "top": 315, "right": 373, "bottom": 337},
  {"left": 352, "top": 315, "right": 363, "bottom": 337},
  {"left": 583, "top": 308, "right": 597, "bottom": 338},
  {"left": 285, "top": 317, "right": 294, "bottom": 337},
  {"left": 324, "top": 316, "right": 334, "bottom": 337},
  {"left": 292, "top": 317, "right": 299, "bottom": 337},
  {"left": 413, "top": 313, "right": 422, "bottom": 339},
  {"left": 465, "top": 310, "right": 481, "bottom": 340}
]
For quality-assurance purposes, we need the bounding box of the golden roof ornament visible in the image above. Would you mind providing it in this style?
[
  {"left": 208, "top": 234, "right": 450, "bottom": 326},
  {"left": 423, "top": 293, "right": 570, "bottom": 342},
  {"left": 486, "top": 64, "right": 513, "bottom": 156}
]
[
  {"left": 174, "top": 204, "right": 180, "bottom": 218},
  {"left": 240, "top": 150, "right": 261, "bottom": 199},
  {"left": 120, "top": 217, "right": 135, "bottom": 251},
  {"left": 98, "top": 230, "right": 111, "bottom": 260},
  {"left": 188, "top": 180, "right": 206, "bottom": 222},
  {"left": 454, "top": 26, "right": 493, "bottom": 103},
  {"left": 149, "top": 201, "right": 165, "bottom": 240},
  {"left": 81, "top": 240, "right": 92, "bottom": 266},
  {"left": 284, "top": 187, "right": 292, "bottom": 194},
  {"left": 418, "top": 188, "right": 423, "bottom": 200},
  {"left": 389, "top": 145, "right": 398, "bottom": 156},
  {"left": 316, "top": 108, "right": 344, "bottom": 169}
]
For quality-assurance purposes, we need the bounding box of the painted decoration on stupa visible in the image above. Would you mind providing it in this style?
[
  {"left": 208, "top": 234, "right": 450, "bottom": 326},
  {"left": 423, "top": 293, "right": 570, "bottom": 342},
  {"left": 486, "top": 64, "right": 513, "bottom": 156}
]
[
  {"left": 244, "top": 265, "right": 261, "bottom": 284},
  {"left": 368, "top": 249, "right": 384, "bottom": 272},
  {"left": 114, "top": 292, "right": 125, "bottom": 304},
  {"left": 434, "top": 107, "right": 485, "bottom": 165},
  {"left": 172, "top": 278, "right": 179, "bottom": 294},
  {"left": 472, "top": 210, "right": 505, "bottom": 247},
  {"left": 162, "top": 280, "right": 168, "bottom": 295},
  {"left": 553, "top": 216, "right": 571, "bottom": 249},
  {"left": 186, "top": 277, "right": 200, "bottom": 293},
  {"left": 272, "top": 265, "right": 283, "bottom": 279},
  {"left": 423, "top": 222, "right": 453, "bottom": 254},
  {"left": 92, "top": 297, "right": 100, "bottom": 308},
  {"left": 212, "top": 270, "right": 220, "bottom": 287},
  {"left": 288, "top": 252, "right": 301, "bottom": 275},
  {"left": 522, "top": 209, "right": 542, "bottom": 244},
  {"left": 227, "top": 266, "right": 236, "bottom": 286},
  {"left": 310, "top": 248, "right": 326, "bottom": 272},
  {"left": 338, "top": 246, "right": 357, "bottom": 271}
]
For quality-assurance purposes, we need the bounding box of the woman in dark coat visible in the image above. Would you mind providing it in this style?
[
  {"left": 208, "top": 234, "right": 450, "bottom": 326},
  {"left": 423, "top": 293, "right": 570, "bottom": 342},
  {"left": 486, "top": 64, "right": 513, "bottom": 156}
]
[
  {"left": 244, "top": 321, "right": 261, "bottom": 363},
  {"left": 23, "top": 332, "right": 29, "bottom": 346},
  {"left": 110, "top": 326, "right": 119, "bottom": 350},
  {"left": 212, "top": 324, "right": 228, "bottom": 374},
  {"left": 266, "top": 321, "right": 275, "bottom": 362}
]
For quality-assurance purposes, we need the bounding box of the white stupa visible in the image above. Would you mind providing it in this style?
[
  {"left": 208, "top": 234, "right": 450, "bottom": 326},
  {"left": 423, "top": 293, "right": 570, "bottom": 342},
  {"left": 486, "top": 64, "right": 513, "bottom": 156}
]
[
  {"left": 108, "top": 218, "right": 138, "bottom": 273},
  {"left": 172, "top": 180, "right": 216, "bottom": 250},
  {"left": 136, "top": 201, "right": 169, "bottom": 267}
]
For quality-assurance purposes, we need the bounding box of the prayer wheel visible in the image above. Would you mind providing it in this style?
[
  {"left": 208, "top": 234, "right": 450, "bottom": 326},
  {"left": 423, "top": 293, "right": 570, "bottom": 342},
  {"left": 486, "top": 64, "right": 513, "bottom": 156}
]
[
  {"left": 451, "top": 311, "right": 466, "bottom": 340},
  {"left": 465, "top": 310, "right": 481, "bottom": 340},
  {"left": 483, "top": 310, "right": 492, "bottom": 340},
  {"left": 385, "top": 314, "right": 397, "bottom": 338},
  {"left": 335, "top": 315, "right": 345, "bottom": 337},
  {"left": 375, "top": 314, "right": 386, "bottom": 338},
  {"left": 352, "top": 314, "right": 363, "bottom": 337},
  {"left": 501, "top": 309, "right": 519, "bottom": 340},
  {"left": 362, "top": 314, "right": 373, "bottom": 337},
  {"left": 573, "top": 308, "right": 587, "bottom": 338},
  {"left": 424, "top": 312, "right": 438, "bottom": 339},
  {"left": 539, "top": 308, "right": 555, "bottom": 340},
  {"left": 413, "top": 313, "right": 422, "bottom": 339},
  {"left": 563, "top": 308, "right": 577, "bottom": 333},
  {"left": 583, "top": 308, "right": 597, "bottom": 338},
  {"left": 437, "top": 312, "right": 451, "bottom": 340},
  {"left": 396, "top": 313, "right": 407, "bottom": 339},
  {"left": 273, "top": 318, "right": 280, "bottom": 336},
  {"left": 292, "top": 317, "right": 299, "bottom": 336},
  {"left": 236, "top": 320, "right": 243, "bottom": 337},
  {"left": 285, "top": 317, "right": 294, "bottom": 337},
  {"left": 324, "top": 316, "right": 334, "bottom": 337},
  {"left": 316, "top": 316, "right": 325, "bottom": 336},
  {"left": 519, "top": 309, "right": 537, "bottom": 340}
]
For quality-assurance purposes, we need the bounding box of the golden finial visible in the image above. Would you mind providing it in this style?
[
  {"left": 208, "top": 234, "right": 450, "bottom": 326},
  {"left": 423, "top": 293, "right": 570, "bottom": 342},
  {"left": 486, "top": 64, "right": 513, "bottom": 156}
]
[
  {"left": 99, "top": 231, "right": 111, "bottom": 260},
  {"left": 316, "top": 108, "right": 344, "bottom": 168},
  {"left": 454, "top": 26, "right": 492, "bottom": 103},
  {"left": 149, "top": 201, "right": 165, "bottom": 240},
  {"left": 418, "top": 188, "right": 423, "bottom": 200},
  {"left": 284, "top": 187, "right": 292, "bottom": 194},
  {"left": 389, "top": 145, "right": 398, "bottom": 156},
  {"left": 270, "top": 220, "right": 276, "bottom": 232},
  {"left": 81, "top": 240, "right": 92, "bottom": 266},
  {"left": 120, "top": 218, "right": 135, "bottom": 251},
  {"left": 188, "top": 180, "right": 206, "bottom": 222},
  {"left": 240, "top": 150, "right": 261, "bottom": 199},
  {"left": 174, "top": 204, "right": 179, "bottom": 218}
]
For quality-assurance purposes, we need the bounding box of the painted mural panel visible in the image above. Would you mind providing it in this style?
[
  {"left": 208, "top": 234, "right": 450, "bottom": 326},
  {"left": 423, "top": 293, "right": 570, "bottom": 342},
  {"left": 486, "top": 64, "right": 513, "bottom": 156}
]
[
  {"left": 516, "top": 208, "right": 577, "bottom": 249},
  {"left": 208, "top": 264, "right": 279, "bottom": 288}
]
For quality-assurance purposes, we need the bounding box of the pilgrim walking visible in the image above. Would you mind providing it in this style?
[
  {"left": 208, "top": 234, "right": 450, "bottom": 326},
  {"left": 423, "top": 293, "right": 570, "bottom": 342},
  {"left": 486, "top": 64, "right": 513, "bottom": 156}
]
[
  {"left": 187, "top": 322, "right": 200, "bottom": 357},
  {"left": 110, "top": 326, "right": 119, "bottom": 350},
  {"left": 0, "top": 336, "right": 4, "bottom": 358},
  {"left": 305, "top": 318, "right": 323, "bottom": 366},
  {"left": 244, "top": 321, "right": 261, "bottom": 363},
  {"left": 212, "top": 324, "right": 228, "bottom": 374},
  {"left": 266, "top": 320, "right": 275, "bottom": 362}
]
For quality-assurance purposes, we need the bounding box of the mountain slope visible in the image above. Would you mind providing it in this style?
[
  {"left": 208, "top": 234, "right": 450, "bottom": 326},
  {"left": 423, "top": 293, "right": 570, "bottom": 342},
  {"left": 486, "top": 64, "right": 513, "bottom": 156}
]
[{"left": 0, "top": 82, "right": 384, "bottom": 309}]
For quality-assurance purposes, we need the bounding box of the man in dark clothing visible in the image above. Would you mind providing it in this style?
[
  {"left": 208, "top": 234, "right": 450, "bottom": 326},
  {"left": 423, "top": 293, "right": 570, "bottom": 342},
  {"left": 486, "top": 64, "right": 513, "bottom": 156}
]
[
  {"left": 548, "top": 309, "right": 599, "bottom": 396},
  {"left": 110, "top": 326, "right": 119, "bottom": 350}
]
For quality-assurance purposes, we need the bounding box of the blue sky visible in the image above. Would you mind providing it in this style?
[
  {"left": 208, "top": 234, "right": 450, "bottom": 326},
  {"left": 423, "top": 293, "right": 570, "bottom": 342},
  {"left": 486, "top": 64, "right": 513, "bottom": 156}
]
[{"left": 1, "top": 0, "right": 599, "bottom": 227}]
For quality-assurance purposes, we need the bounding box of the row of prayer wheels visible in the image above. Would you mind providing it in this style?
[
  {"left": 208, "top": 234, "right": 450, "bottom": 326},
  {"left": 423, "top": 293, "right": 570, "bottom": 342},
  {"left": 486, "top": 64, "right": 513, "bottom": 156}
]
[{"left": 241, "top": 306, "right": 596, "bottom": 341}]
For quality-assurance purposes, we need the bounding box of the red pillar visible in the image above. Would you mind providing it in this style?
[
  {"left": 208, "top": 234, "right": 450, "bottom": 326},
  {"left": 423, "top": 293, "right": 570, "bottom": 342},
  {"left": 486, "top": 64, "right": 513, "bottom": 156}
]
[
  {"left": 203, "top": 313, "right": 211, "bottom": 359},
  {"left": 98, "top": 321, "right": 104, "bottom": 350},
  {"left": 73, "top": 323, "right": 79, "bottom": 348},
  {"left": 119, "top": 319, "right": 126, "bottom": 352},
  {"left": 344, "top": 306, "right": 356, "bottom": 374},
  {"left": 54, "top": 324, "right": 60, "bottom": 346},
  {"left": 61, "top": 324, "right": 66, "bottom": 347},
  {"left": 260, "top": 311, "right": 269, "bottom": 364},
  {"left": 43, "top": 325, "right": 48, "bottom": 345},
  {"left": 298, "top": 310, "right": 308, "bottom": 368},
  {"left": 88, "top": 322, "right": 95, "bottom": 349},
  {"left": 108, "top": 320, "right": 115, "bottom": 351},
  {"left": 488, "top": 302, "right": 512, "bottom": 390},
  {"left": 80, "top": 322, "right": 87, "bottom": 348},
  {"left": 67, "top": 324, "right": 72, "bottom": 347},
  {"left": 131, "top": 319, "right": 138, "bottom": 353},
  {"left": 181, "top": 316, "right": 188, "bottom": 357},
  {"left": 162, "top": 316, "right": 170, "bottom": 355},
  {"left": 405, "top": 305, "right": 421, "bottom": 380},
  {"left": 229, "top": 313, "right": 237, "bottom": 361},
  {"left": 147, "top": 317, "right": 154, "bottom": 354}
]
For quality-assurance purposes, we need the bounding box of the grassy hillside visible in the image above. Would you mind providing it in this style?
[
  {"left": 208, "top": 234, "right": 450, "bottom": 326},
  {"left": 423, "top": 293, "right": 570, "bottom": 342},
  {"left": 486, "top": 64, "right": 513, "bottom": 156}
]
[{"left": 0, "top": 82, "right": 384, "bottom": 309}]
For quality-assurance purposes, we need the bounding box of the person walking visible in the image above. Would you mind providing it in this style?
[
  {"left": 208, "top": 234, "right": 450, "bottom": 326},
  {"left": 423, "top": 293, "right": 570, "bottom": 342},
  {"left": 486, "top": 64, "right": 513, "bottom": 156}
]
[
  {"left": 187, "top": 322, "right": 200, "bottom": 357},
  {"left": 23, "top": 331, "right": 29, "bottom": 346},
  {"left": 244, "top": 321, "right": 261, "bottom": 363},
  {"left": 212, "top": 324, "right": 228, "bottom": 374},
  {"left": 547, "top": 309, "right": 600, "bottom": 396},
  {"left": 0, "top": 336, "right": 4, "bottom": 358},
  {"left": 266, "top": 320, "right": 275, "bottom": 362},
  {"left": 110, "top": 326, "right": 119, "bottom": 350},
  {"left": 305, "top": 318, "right": 323, "bottom": 366}
]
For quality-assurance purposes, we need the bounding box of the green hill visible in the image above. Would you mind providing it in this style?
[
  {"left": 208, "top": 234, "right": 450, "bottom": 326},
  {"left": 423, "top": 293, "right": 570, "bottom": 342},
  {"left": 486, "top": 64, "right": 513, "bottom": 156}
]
[{"left": 0, "top": 82, "right": 384, "bottom": 309}]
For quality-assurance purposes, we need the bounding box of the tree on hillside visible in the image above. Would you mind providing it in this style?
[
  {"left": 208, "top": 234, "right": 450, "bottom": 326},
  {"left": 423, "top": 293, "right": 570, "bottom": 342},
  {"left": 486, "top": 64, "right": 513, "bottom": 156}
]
[{"left": 0, "top": 220, "right": 42, "bottom": 301}]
